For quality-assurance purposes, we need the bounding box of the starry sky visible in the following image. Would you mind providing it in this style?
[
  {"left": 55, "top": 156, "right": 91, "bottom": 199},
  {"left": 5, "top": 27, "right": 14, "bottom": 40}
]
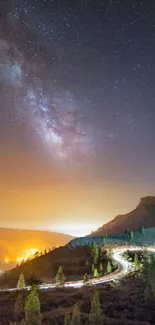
[{"left": 0, "top": 0, "right": 155, "bottom": 236}]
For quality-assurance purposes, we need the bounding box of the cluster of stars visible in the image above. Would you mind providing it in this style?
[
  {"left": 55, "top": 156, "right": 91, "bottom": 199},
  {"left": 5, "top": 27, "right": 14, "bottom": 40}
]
[{"left": 0, "top": 0, "right": 155, "bottom": 181}]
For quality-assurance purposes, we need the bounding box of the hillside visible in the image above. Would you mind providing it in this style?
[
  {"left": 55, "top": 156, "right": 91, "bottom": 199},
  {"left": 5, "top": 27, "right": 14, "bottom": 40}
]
[
  {"left": 0, "top": 245, "right": 113, "bottom": 288},
  {"left": 0, "top": 228, "right": 73, "bottom": 269},
  {"left": 89, "top": 196, "right": 155, "bottom": 237}
]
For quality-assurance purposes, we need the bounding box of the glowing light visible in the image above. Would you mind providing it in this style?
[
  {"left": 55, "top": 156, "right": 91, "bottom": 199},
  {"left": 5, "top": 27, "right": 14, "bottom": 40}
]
[
  {"left": 4, "top": 258, "right": 9, "bottom": 264},
  {"left": 51, "top": 222, "right": 101, "bottom": 237},
  {"left": 16, "top": 248, "right": 39, "bottom": 263}
]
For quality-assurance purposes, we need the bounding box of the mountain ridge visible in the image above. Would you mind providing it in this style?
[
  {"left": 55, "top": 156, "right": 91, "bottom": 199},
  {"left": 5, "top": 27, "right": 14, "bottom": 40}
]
[{"left": 88, "top": 196, "right": 155, "bottom": 237}]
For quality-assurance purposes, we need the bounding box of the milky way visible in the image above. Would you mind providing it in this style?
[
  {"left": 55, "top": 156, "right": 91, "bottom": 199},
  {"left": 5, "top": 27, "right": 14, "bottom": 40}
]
[
  {"left": 0, "top": 1, "right": 96, "bottom": 173},
  {"left": 1, "top": 0, "right": 155, "bottom": 182}
]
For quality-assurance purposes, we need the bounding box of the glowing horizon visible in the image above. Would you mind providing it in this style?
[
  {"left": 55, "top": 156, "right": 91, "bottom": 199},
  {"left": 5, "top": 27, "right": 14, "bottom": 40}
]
[{"left": 51, "top": 222, "right": 101, "bottom": 237}]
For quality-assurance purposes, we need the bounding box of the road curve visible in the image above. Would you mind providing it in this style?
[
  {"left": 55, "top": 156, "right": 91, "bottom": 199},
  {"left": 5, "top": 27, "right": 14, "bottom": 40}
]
[{"left": 2, "top": 245, "right": 155, "bottom": 292}]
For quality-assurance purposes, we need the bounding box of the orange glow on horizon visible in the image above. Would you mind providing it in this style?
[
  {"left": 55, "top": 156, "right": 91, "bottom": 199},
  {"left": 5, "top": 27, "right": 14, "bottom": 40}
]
[{"left": 16, "top": 248, "right": 40, "bottom": 263}]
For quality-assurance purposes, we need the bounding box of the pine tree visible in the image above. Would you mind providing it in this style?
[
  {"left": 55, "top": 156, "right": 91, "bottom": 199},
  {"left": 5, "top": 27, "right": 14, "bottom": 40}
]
[
  {"left": 94, "top": 244, "right": 99, "bottom": 265},
  {"left": 34, "top": 252, "right": 39, "bottom": 258},
  {"left": 17, "top": 273, "right": 25, "bottom": 290},
  {"left": 83, "top": 273, "right": 89, "bottom": 284},
  {"left": 24, "top": 285, "right": 42, "bottom": 325},
  {"left": 56, "top": 266, "right": 65, "bottom": 286},
  {"left": 71, "top": 304, "right": 81, "bottom": 325},
  {"left": 89, "top": 291, "right": 103, "bottom": 325},
  {"left": 140, "top": 226, "right": 145, "bottom": 235},
  {"left": 64, "top": 313, "right": 71, "bottom": 325},
  {"left": 14, "top": 293, "right": 24, "bottom": 318},
  {"left": 130, "top": 231, "right": 134, "bottom": 242},
  {"left": 93, "top": 268, "right": 99, "bottom": 278},
  {"left": 85, "top": 260, "right": 89, "bottom": 267},
  {"left": 108, "top": 245, "right": 113, "bottom": 259},
  {"left": 91, "top": 243, "right": 99, "bottom": 265},
  {"left": 92, "top": 264, "right": 94, "bottom": 274},
  {"left": 134, "top": 253, "right": 140, "bottom": 270},
  {"left": 107, "top": 261, "right": 112, "bottom": 274},
  {"left": 99, "top": 263, "right": 103, "bottom": 276}
]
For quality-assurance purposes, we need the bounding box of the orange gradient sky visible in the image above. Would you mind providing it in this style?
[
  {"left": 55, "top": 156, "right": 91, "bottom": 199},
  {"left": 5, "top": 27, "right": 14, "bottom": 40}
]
[
  {"left": 1, "top": 130, "right": 155, "bottom": 237},
  {"left": 1, "top": 0, "right": 155, "bottom": 238},
  {"left": 1, "top": 146, "right": 155, "bottom": 236}
]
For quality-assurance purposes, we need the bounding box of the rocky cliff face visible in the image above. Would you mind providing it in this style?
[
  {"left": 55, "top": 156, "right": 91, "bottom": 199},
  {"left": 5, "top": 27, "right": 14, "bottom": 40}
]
[
  {"left": 89, "top": 196, "right": 155, "bottom": 237},
  {"left": 137, "top": 196, "right": 155, "bottom": 207}
]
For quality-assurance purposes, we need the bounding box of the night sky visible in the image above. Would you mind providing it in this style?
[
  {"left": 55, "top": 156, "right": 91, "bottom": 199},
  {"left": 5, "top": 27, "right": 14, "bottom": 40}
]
[{"left": 0, "top": 0, "right": 155, "bottom": 236}]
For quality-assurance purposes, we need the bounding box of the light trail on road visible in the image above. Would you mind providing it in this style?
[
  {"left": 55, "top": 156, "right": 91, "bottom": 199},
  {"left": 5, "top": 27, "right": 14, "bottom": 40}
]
[{"left": 1, "top": 245, "right": 155, "bottom": 292}]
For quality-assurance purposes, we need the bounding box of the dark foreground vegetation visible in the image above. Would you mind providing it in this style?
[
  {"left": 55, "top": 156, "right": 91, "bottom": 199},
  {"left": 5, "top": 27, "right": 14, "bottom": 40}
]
[
  {"left": 0, "top": 270, "right": 155, "bottom": 325},
  {"left": 1, "top": 244, "right": 155, "bottom": 324}
]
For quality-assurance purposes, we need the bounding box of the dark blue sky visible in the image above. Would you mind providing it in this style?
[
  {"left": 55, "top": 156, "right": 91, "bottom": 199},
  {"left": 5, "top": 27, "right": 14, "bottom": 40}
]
[{"left": 0, "top": 0, "right": 155, "bottom": 235}]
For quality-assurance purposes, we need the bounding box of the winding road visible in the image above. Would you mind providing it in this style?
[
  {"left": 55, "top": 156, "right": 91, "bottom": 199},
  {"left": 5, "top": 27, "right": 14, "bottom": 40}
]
[{"left": 2, "top": 245, "right": 155, "bottom": 291}]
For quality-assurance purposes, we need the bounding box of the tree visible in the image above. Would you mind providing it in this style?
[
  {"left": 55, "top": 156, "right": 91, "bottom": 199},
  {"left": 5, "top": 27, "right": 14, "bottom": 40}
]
[
  {"left": 140, "top": 226, "right": 145, "bottom": 235},
  {"left": 99, "top": 263, "right": 103, "bottom": 276},
  {"left": 71, "top": 304, "right": 81, "bottom": 325},
  {"left": 64, "top": 313, "right": 71, "bottom": 325},
  {"left": 17, "top": 273, "right": 25, "bottom": 290},
  {"left": 130, "top": 231, "right": 134, "bottom": 242},
  {"left": 108, "top": 245, "right": 113, "bottom": 259},
  {"left": 92, "top": 264, "right": 94, "bottom": 274},
  {"left": 102, "top": 237, "right": 106, "bottom": 246},
  {"left": 85, "top": 260, "right": 89, "bottom": 267},
  {"left": 89, "top": 291, "right": 103, "bottom": 325},
  {"left": 125, "top": 229, "right": 130, "bottom": 239},
  {"left": 142, "top": 255, "right": 149, "bottom": 279},
  {"left": 91, "top": 243, "right": 99, "bottom": 265},
  {"left": 34, "top": 252, "right": 39, "bottom": 258},
  {"left": 44, "top": 249, "right": 47, "bottom": 254},
  {"left": 107, "top": 261, "right": 112, "bottom": 274},
  {"left": 93, "top": 268, "right": 99, "bottom": 278},
  {"left": 14, "top": 293, "right": 24, "bottom": 319},
  {"left": 56, "top": 266, "right": 65, "bottom": 286},
  {"left": 24, "top": 285, "right": 42, "bottom": 325},
  {"left": 27, "top": 273, "right": 42, "bottom": 286},
  {"left": 134, "top": 253, "right": 140, "bottom": 270},
  {"left": 83, "top": 273, "right": 89, "bottom": 284}
]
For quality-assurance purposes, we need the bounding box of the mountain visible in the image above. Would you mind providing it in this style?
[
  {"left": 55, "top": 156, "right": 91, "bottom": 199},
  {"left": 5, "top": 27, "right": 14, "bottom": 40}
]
[
  {"left": 89, "top": 196, "right": 155, "bottom": 236},
  {"left": 0, "top": 228, "right": 73, "bottom": 269}
]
